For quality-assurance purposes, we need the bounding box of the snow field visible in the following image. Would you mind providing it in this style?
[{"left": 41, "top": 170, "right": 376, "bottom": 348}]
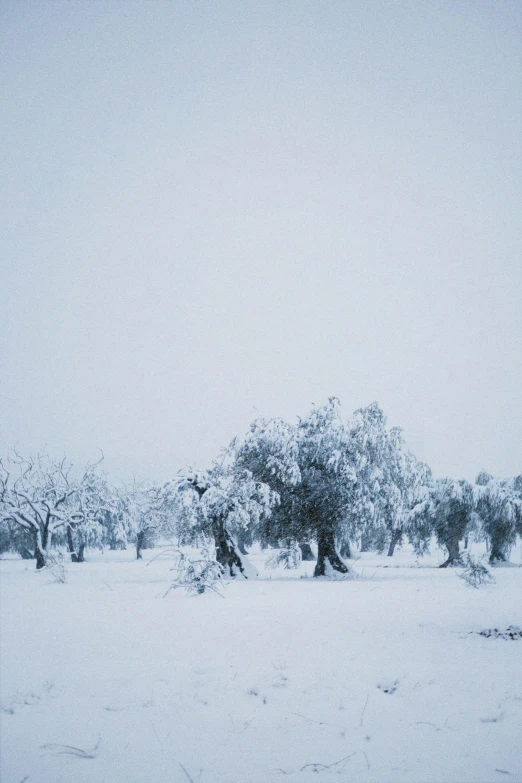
[{"left": 1, "top": 545, "right": 521, "bottom": 783}]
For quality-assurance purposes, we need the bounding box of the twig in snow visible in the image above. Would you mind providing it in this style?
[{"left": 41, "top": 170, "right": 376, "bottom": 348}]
[
  {"left": 179, "top": 762, "right": 194, "bottom": 782},
  {"left": 300, "top": 753, "right": 355, "bottom": 773},
  {"left": 41, "top": 743, "right": 97, "bottom": 758},
  {"left": 359, "top": 691, "right": 369, "bottom": 727},
  {"left": 495, "top": 770, "right": 512, "bottom": 776},
  {"left": 292, "top": 712, "right": 325, "bottom": 725},
  {"left": 41, "top": 735, "right": 100, "bottom": 758},
  {"left": 363, "top": 751, "right": 371, "bottom": 770},
  {"left": 18, "top": 777, "right": 29, "bottom": 783}
]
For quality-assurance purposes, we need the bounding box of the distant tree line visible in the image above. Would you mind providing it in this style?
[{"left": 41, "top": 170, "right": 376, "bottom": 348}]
[{"left": 1, "top": 399, "right": 521, "bottom": 575}]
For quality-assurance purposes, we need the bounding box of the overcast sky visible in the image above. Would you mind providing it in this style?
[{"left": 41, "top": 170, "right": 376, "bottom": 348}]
[{"left": 1, "top": 0, "right": 521, "bottom": 483}]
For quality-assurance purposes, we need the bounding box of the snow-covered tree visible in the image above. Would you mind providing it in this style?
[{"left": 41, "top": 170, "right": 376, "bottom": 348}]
[
  {"left": 237, "top": 399, "right": 363, "bottom": 577},
  {"left": 122, "top": 481, "right": 174, "bottom": 559},
  {"left": 409, "top": 478, "right": 474, "bottom": 567},
  {"left": 341, "top": 402, "right": 390, "bottom": 554},
  {"left": 169, "top": 464, "right": 277, "bottom": 578},
  {"left": 474, "top": 473, "right": 522, "bottom": 564},
  {"left": 327, "top": 403, "right": 428, "bottom": 559},
  {"left": 236, "top": 400, "right": 413, "bottom": 577},
  {"left": 99, "top": 494, "right": 132, "bottom": 551},
  {"left": 0, "top": 453, "right": 81, "bottom": 569},
  {"left": 380, "top": 433, "right": 432, "bottom": 557},
  {"left": 292, "top": 398, "right": 359, "bottom": 576},
  {"left": 63, "top": 458, "right": 111, "bottom": 562}
]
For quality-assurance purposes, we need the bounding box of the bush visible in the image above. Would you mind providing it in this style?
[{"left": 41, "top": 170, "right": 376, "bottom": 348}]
[
  {"left": 265, "top": 542, "right": 302, "bottom": 570},
  {"left": 164, "top": 547, "right": 224, "bottom": 596},
  {"left": 457, "top": 553, "right": 495, "bottom": 588}
]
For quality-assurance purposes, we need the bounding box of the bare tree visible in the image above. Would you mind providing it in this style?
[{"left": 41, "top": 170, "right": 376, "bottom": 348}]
[{"left": 0, "top": 453, "right": 80, "bottom": 569}]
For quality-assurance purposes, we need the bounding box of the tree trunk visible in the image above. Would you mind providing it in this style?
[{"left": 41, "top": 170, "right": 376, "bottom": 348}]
[
  {"left": 34, "top": 529, "right": 46, "bottom": 570},
  {"left": 66, "top": 526, "right": 80, "bottom": 563},
  {"left": 314, "top": 527, "right": 349, "bottom": 577},
  {"left": 464, "top": 536, "right": 469, "bottom": 549},
  {"left": 35, "top": 545, "right": 46, "bottom": 570},
  {"left": 387, "top": 529, "right": 402, "bottom": 557},
  {"left": 213, "top": 518, "right": 256, "bottom": 578},
  {"left": 440, "top": 536, "right": 462, "bottom": 567},
  {"left": 489, "top": 537, "right": 509, "bottom": 564},
  {"left": 77, "top": 543, "right": 86, "bottom": 562},
  {"left": 136, "top": 530, "right": 146, "bottom": 560},
  {"left": 299, "top": 541, "right": 315, "bottom": 561}
]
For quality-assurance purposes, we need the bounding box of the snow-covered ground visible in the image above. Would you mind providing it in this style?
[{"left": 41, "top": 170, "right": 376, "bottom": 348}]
[{"left": 1, "top": 543, "right": 521, "bottom": 783}]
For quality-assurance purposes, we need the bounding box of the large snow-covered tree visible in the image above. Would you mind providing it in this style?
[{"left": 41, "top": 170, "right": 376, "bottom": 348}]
[
  {"left": 236, "top": 399, "right": 363, "bottom": 577},
  {"left": 236, "top": 399, "right": 419, "bottom": 577},
  {"left": 292, "top": 398, "right": 359, "bottom": 576}
]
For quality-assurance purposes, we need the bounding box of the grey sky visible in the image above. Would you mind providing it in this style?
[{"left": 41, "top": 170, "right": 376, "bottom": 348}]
[{"left": 1, "top": 0, "right": 521, "bottom": 483}]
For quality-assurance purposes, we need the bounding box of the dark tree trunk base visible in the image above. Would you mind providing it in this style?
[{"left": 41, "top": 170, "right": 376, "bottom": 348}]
[
  {"left": 35, "top": 546, "right": 46, "bottom": 569},
  {"left": 439, "top": 555, "right": 464, "bottom": 568},
  {"left": 67, "top": 527, "right": 81, "bottom": 562},
  {"left": 439, "top": 538, "right": 462, "bottom": 568},
  {"left": 489, "top": 545, "right": 509, "bottom": 565},
  {"left": 33, "top": 529, "right": 46, "bottom": 569},
  {"left": 387, "top": 530, "right": 402, "bottom": 557},
  {"left": 214, "top": 523, "right": 256, "bottom": 578},
  {"left": 314, "top": 529, "right": 350, "bottom": 578},
  {"left": 299, "top": 541, "right": 315, "bottom": 561},
  {"left": 136, "top": 530, "right": 146, "bottom": 560}
]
